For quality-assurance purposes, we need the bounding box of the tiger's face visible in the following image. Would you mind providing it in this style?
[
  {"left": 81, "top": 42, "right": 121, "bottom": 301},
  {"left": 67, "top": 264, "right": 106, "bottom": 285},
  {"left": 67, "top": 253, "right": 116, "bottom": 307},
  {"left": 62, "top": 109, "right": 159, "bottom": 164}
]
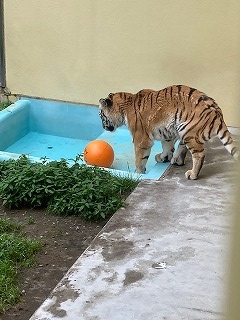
[{"left": 99, "top": 93, "right": 127, "bottom": 132}]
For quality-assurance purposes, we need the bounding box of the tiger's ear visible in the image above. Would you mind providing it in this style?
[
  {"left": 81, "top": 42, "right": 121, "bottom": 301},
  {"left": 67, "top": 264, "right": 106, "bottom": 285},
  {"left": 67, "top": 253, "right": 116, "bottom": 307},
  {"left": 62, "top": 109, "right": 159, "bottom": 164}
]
[
  {"left": 99, "top": 98, "right": 106, "bottom": 105},
  {"left": 99, "top": 98, "right": 112, "bottom": 108}
]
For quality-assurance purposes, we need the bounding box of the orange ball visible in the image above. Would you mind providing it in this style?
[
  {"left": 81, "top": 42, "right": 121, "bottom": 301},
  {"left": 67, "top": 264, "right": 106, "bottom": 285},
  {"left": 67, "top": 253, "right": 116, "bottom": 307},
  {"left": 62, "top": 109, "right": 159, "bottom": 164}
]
[{"left": 84, "top": 140, "right": 114, "bottom": 168}]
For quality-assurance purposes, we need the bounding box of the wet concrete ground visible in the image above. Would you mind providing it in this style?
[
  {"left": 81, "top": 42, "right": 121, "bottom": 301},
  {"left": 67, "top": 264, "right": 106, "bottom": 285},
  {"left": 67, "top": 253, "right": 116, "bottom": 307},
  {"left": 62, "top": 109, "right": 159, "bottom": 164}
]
[{"left": 29, "top": 136, "right": 238, "bottom": 320}]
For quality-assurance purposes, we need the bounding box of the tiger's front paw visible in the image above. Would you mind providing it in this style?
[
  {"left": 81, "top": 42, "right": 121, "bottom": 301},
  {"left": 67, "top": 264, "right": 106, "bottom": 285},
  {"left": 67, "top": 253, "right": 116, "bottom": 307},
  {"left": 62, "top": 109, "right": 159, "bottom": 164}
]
[
  {"left": 185, "top": 170, "right": 197, "bottom": 180},
  {"left": 155, "top": 152, "right": 173, "bottom": 163},
  {"left": 136, "top": 166, "right": 146, "bottom": 174}
]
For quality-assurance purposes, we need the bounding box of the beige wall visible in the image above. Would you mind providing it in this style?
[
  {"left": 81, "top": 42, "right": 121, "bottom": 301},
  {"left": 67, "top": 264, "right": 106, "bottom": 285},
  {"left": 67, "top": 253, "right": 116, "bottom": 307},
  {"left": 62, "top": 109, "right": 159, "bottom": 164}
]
[{"left": 4, "top": 0, "right": 240, "bottom": 126}]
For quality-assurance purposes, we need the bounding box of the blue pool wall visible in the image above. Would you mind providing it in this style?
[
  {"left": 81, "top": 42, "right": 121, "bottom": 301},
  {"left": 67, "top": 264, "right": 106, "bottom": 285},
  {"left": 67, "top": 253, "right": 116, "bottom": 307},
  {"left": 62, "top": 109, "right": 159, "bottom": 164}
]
[
  {"left": 0, "top": 98, "right": 103, "bottom": 146},
  {"left": 28, "top": 98, "right": 103, "bottom": 140},
  {"left": 0, "top": 98, "right": 104, "bottom": 162},
  {"left": 0, "top": 100, "right": 30, "bottom": 150}
]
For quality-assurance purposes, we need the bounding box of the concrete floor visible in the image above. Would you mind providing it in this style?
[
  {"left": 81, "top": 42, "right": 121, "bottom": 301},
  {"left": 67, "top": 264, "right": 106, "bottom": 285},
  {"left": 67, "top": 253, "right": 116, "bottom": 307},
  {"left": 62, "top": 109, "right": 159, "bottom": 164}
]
[{"left": 29, "top": 136, "right": 238, "bottom": 320}]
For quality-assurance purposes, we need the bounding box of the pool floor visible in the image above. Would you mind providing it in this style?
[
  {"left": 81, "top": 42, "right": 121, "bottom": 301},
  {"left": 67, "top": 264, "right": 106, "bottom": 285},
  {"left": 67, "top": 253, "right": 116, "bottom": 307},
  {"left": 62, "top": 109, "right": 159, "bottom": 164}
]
[
  {"left": 5, "top": 127, "right": 170, "bottom": 179},
  {"left": 5, "top": 132, "right": 90, "bottom": 162}
]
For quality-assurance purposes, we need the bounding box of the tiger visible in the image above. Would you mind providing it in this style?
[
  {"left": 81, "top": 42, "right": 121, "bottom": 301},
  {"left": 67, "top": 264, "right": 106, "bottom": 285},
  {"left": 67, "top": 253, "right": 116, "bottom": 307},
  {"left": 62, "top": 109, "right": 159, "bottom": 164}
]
[{"left": 99, "top": 85, "right": 239, "bottom": 180}]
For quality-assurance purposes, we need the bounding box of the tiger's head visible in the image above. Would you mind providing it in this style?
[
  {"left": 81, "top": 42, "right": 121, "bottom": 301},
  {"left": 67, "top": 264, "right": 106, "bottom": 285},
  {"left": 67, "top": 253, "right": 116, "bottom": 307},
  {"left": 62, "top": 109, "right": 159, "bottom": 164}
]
[{"left": 99, "top": 92, "right": 131, "bottom": 132}]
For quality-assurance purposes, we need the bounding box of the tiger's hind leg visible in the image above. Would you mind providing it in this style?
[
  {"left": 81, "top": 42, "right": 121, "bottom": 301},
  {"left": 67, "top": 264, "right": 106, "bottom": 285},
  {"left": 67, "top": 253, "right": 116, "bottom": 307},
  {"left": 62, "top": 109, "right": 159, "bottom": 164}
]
[
  {"left": 155, "top": 140, "right": 175, "bottom": 163},
  {"left": 184, "top": 142, "right": 205, "bottom": 180},
  {"left": 171, "top": 142, "right": 188, "bottom": 166}
]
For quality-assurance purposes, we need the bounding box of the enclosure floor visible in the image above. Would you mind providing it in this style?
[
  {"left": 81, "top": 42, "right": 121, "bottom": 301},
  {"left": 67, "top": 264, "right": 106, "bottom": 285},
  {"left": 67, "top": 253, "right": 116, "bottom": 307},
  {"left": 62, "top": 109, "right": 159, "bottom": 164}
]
[
  {"left": 29, "top": 137, "right": 236, "bottom": 320},
  {"left": 4, "top": 128, "right": 169, "bottom": 179}
]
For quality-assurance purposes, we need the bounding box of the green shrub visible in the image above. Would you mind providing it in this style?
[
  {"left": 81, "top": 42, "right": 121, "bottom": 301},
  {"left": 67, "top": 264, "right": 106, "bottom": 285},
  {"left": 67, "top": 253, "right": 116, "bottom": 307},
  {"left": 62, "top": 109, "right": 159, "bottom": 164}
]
[
  {"left": 0, "top": 218, "right": 21, "bottom": 234},
  {"left": 0, "top": 260, "right": 20, "bottom": 313},
  {"left": 0, "top": 218, "right": 41, "bottom": 313},
  {"left": 0, "top": 101, "right": 12, "bottom": 111},
  {"left": 0, "top": 155, "right": 139, "bottom": 220}
]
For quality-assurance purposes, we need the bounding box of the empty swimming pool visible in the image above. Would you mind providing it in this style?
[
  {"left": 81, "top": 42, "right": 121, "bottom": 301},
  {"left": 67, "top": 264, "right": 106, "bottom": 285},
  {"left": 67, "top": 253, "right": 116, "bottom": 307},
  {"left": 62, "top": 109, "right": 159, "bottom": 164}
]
[{"left": 0, "top": 98, "right": 170, "bottom": 179}]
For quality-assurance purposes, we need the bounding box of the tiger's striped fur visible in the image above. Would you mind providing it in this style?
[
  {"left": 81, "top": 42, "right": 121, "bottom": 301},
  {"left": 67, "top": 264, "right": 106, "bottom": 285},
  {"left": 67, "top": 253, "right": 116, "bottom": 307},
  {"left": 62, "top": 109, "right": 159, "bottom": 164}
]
[{"left": 99, "top": 85, "right": 239, "bottom": 179}]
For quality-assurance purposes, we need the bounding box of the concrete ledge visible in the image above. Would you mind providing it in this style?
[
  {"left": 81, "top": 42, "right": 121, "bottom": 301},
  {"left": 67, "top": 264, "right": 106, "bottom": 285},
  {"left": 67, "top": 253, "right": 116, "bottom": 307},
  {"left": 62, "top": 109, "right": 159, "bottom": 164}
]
[{"left": 29, "top": 137, "right": 236, "bottom": 320}]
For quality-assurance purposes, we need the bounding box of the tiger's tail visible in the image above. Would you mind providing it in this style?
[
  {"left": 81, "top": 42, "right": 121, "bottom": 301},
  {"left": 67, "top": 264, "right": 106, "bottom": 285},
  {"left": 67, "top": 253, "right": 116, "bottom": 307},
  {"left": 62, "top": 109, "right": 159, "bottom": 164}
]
[{"left": 216, "top": 119, "right": 239, "bottom": 161}]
